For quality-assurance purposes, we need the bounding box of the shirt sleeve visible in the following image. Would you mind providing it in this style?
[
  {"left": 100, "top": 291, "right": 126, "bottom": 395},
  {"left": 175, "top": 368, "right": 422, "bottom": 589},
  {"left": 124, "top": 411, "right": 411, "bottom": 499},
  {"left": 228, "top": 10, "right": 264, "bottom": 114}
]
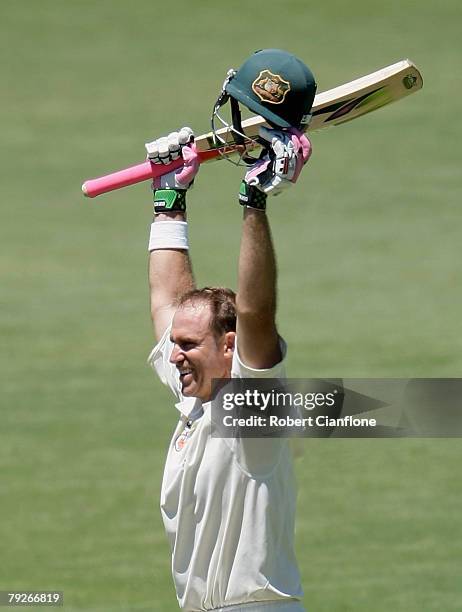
[
  {"left": 231, "top": 336, "right": 287, "bottom": 380},
  {"left": 229, "top": 336, "right": 290, "bottom": 478},
  {"left": 146, "top": 323, "right": 182, "bottom": 399}
]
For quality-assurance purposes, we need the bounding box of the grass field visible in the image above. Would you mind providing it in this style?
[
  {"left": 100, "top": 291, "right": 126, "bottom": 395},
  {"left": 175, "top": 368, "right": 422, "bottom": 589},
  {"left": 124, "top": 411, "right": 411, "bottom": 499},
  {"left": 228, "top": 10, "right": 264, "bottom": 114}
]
[{"left": 1, "top": 1, "right": 461, "bottom": 610}]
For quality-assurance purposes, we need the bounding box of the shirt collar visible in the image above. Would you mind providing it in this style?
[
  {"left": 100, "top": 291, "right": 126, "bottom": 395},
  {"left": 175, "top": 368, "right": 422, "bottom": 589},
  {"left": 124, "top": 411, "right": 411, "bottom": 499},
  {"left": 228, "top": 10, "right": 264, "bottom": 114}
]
[{"left": 174, "top": 396, "right": 204, "bottom": 419}]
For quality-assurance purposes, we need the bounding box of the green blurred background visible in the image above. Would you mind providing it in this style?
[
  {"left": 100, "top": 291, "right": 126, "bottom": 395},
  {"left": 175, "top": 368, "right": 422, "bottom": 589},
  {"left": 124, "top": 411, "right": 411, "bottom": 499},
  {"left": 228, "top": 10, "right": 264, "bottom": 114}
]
[{"left": 1, "top": 0, "right": 461, "bottom": 610}]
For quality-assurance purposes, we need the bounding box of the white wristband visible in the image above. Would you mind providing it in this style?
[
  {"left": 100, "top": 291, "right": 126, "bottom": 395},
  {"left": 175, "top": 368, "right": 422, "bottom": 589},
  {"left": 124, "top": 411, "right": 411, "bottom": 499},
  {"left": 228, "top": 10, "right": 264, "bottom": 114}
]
[{"left": 148, "top": 221, "right": 189, "bottom": 251}]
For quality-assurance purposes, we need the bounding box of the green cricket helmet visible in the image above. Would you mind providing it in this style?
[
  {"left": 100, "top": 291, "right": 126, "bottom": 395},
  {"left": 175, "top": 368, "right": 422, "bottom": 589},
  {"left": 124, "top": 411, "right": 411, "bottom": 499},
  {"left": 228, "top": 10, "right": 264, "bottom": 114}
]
[
  {"left": 211, "top": 49, "right": 316, "bottom": 165},
  {"left": 226, "top": 49, "right": 317, "bottom": 129}
]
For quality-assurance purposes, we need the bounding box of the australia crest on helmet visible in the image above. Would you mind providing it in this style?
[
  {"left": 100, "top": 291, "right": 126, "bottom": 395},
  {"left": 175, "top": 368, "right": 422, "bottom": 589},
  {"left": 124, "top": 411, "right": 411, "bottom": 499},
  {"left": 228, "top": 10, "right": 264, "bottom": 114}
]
[{"left": 252, "top": 70, "right": 291, "bottom": 105}]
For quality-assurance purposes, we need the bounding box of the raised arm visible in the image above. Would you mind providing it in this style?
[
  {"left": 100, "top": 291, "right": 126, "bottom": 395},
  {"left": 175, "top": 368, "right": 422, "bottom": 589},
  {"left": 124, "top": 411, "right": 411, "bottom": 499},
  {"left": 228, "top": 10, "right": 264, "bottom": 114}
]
[
  {"left": 149, "top": 213, "right": 194, "bottom": 341},
  {"left": 146, "top": 128, "right": 199, "bottom": 341},
  {"left": 236, "top": 208, "right": 280, "bottom": 369},
  {"left": 236, "top": 128, "right": 312, "bottom": 369}
]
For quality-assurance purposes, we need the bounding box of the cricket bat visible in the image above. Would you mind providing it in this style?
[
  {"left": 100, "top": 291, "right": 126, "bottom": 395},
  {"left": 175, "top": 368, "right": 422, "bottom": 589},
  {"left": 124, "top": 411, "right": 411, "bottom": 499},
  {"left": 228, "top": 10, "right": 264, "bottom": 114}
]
[{"left": 82, "top": 59, "right": 422, "bottom": 198}]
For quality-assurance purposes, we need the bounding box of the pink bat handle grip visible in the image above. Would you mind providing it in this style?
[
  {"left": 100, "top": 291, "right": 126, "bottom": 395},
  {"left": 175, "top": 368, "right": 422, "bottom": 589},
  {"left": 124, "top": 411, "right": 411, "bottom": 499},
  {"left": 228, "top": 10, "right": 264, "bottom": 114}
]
[
  {"left": 81, "top": 149, "right": 219, "bottom": 198},
  {"left": 82, "top": 158, "right": 182, "bottom": 198}
]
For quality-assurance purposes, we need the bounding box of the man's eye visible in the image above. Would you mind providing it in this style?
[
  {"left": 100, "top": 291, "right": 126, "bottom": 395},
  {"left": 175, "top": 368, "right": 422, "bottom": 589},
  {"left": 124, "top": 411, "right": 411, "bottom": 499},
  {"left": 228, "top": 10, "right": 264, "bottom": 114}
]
[{"left": 181, "top": 343, "right": 195, "bottom": 351}]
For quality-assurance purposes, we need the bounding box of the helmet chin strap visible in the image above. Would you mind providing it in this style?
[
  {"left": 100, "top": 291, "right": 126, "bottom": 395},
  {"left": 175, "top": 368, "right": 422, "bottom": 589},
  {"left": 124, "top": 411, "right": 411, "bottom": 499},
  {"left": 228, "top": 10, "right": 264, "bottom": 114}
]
[
  {"left": 211, "top": 69, "right": 265, "bottom": 166},
  {"left": 229, "top": 96, "right": 244, "bottom": 146},
  {"left": 230, "top": 97, "right": 257, "bottom": 164}
]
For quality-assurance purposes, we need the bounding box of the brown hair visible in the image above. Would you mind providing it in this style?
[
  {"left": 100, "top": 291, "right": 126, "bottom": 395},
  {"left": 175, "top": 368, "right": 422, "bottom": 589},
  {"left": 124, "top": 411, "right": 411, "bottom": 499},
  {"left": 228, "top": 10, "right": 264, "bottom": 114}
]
[{"left": 177, "top": 287, "right": 236, "bottom": 339}]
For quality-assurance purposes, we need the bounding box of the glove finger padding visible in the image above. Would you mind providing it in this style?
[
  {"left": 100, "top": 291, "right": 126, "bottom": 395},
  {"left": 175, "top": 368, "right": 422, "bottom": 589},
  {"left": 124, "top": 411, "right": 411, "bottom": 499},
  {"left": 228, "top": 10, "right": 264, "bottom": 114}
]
[
  {"left": 167, "top": 132, "right": 182, "bottom": 161},
  {"left": 145, "top": 126, "right": 194, "bottom": 165},
  {"left": 178, "top": 126, "right": 194, "bottom": 146}
]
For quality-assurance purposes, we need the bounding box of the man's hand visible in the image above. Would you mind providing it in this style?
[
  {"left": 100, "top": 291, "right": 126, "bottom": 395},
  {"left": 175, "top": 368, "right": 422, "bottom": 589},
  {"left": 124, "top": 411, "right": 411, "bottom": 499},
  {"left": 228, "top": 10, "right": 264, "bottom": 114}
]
[
  {"left": 238, "top": 127, "right": 312, "bottom": 208},
  {"left": 145, "top": 127, "right": 199, "bottom": 190},
  {"left": 145, "top": 127, "right": 199, "bottom": 214}
]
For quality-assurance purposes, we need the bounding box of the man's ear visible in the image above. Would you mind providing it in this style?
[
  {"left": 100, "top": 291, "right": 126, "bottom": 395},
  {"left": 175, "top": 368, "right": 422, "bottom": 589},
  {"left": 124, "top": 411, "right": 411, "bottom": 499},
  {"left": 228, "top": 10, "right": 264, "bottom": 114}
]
[{"left": 223, "top": 331, "right": 236, "bottom": 355}]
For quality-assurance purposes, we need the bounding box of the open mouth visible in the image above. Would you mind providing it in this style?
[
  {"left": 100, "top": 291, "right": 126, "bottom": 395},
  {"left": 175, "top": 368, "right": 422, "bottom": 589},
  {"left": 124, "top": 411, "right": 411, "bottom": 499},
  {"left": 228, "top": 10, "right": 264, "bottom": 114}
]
[{"left": 179, "top": 370, "right": 194, "bottom": 386}]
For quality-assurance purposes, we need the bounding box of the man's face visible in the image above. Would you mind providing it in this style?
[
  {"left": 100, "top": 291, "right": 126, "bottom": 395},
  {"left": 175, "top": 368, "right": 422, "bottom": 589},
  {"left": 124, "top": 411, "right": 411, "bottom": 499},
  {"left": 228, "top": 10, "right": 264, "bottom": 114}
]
[{"left": 169, "top": 302, "right": 234, "bottom": 402}]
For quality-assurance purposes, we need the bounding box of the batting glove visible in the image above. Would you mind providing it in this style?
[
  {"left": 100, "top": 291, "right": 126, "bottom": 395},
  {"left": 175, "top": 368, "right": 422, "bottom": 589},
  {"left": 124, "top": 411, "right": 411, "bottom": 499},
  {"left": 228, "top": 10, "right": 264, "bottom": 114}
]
[
  {"left": 145, "top": 127, "right": 199, "bottom": 213},
  {"left": 238, "top": 127, "right": 312, "bottom": 210}
]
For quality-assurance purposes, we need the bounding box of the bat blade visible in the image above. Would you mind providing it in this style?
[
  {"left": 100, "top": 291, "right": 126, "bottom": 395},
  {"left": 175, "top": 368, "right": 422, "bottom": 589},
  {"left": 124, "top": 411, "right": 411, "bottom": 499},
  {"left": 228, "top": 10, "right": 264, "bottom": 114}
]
[
  {"left": 82, "top": 59, "right": 422, "bottom": 198},
  {"left": 308, "top": 58, "right": 422, "bottom": 129}
]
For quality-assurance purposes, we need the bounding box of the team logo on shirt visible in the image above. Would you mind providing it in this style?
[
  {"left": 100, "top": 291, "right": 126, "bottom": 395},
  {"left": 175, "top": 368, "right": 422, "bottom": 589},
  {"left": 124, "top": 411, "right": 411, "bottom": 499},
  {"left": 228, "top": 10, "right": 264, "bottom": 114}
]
[{"left": 174, "top": 422, "right": 193, "bottom": 452}]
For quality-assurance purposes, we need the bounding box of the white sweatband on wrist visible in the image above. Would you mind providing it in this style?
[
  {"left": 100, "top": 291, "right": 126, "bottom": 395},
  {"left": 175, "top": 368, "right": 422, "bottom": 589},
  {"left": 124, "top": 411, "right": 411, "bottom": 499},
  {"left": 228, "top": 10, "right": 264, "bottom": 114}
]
[{"left": 148, "top": 221, "right": 189, "bottom": 251}]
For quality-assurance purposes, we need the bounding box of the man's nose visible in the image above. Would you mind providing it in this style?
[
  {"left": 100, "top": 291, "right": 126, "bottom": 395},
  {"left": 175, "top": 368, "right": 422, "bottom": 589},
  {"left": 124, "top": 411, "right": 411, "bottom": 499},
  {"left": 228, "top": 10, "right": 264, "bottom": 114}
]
[{"left": 170, "top": 345, "right": 184, "bottom": 364}]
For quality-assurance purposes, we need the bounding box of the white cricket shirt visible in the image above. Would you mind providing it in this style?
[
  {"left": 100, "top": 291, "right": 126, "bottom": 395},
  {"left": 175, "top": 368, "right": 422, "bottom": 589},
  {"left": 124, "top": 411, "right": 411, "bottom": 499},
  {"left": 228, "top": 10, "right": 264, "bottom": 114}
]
[{"left": 148, "top": 327, "right": 303, "bottom": 612}]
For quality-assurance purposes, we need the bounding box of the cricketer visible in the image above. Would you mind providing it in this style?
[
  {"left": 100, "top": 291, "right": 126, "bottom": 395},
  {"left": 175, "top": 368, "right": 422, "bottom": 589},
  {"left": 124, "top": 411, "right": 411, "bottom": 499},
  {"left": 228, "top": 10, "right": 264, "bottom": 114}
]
[{"left": 146, "top": 49, "right": 315, "bottom": 612}]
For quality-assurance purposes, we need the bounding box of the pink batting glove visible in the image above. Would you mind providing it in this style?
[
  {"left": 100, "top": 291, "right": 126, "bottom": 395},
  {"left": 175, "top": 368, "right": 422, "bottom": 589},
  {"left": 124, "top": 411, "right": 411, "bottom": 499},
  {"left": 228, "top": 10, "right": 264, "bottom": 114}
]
[
  {"left": 244, "top": 126, "right": 313, "bottom": 196},
  {"left": 152, "top": 142, "right": 199, "bottom": 190},
  {"left": 174, "top": 143, "right": 200, "bottom": 188},
  {"left": 288, "top": 128, "right": 312, "bottom": 183},
  {"left": 145, "top": 127, "right": 200, "bottom": 190}
]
